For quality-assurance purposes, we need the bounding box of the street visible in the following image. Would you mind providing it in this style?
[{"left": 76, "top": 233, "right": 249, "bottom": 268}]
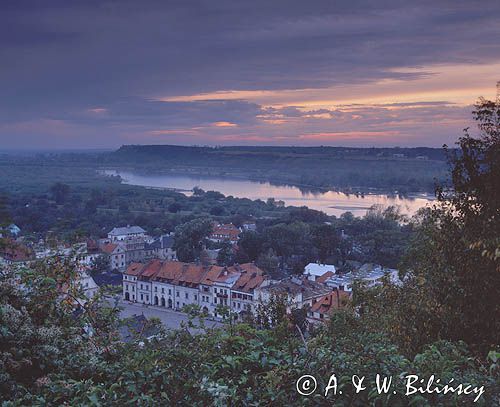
[{"left": 108, "top": 296, "right": 223, "bottom": 331}]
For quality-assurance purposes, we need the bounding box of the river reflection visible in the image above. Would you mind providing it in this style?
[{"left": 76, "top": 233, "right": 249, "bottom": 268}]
[{"left": 104, "top": 170, "right": 434, "bottom": 217}]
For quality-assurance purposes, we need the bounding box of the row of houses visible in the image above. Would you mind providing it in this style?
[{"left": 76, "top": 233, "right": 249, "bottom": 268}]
[
  {"left": 123, "top": 261, "right": 267, "bottom": 318},
  {"left": 122, "top": 259, "right": 399, "bottom": 323}
]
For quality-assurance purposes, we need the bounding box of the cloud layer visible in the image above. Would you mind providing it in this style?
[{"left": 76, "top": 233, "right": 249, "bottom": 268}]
[{"left": 1, "top": 0, "right": 499, "bottom": 148}]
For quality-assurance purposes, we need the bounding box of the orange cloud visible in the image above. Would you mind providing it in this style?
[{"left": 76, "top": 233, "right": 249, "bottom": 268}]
[{"left": 212, "top": 121, "right": 238, "bottom": 127}]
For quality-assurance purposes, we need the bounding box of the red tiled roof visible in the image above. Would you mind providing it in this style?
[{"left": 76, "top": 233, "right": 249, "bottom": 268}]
[
  {"left": 129, "top": 260, "right": 266, "bottom": 290},
  {"left": 211, "top": 224, "right": 240, "bottom": 239},
  {"left": 155, "top": 261, "right": 209, "bottom": 286},
  {"left": 125, "top": 262, "right": 145, "bottom": 276},
  {"left": 139, "top": 259, "right": 163, "bottom": 279},
  {"left": 101, "top": 243, "right": 118, "bottom": 254},
  {"left": 310, "top": 290, "right": 350, "bottom": 315},
  {"left": 201, "top": 265, "right": 225, "bottom": 285},
  {"left": 316, "top": 271, "right": 335, "bottom": 284},
  {"left": 231, "top": 263, "right": 266, "bottom": 293}
]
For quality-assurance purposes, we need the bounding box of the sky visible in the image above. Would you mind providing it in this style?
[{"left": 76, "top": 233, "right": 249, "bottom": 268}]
[{"left": 1, "top": 0, "right": 499, "bottom": 149}]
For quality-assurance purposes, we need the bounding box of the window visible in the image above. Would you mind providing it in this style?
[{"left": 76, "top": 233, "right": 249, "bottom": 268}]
[
  {"left": 146, "top": 295, "right": 149, "bottom": 302},
  {"left": 162, "top": 288, "right": 165, "bottom": 293},
  {"left": 176, "top": 301, "right": 179, "bottom": 308},
  {"left": 154, "top": 287, "right": 157, "bottom": 292},
  {"left": 176, "top": 291, "right": 179, "bottom": 297},
  {"left": 169, "top": 289, "right": 172, "bottom": 295},
  {"left": 214, "top": 298, "right": 217, "bottom": 304},
  {"left": 194, "top": 294, "right": 197, "bottom": 301},
  {"left": 214, "top": 288, "right": 217, "bottom": 293},
  {"left": 140, "top": 294, "right": 143, "bottom": 301},
  {"left": 126, "top": 285, "right": 129, "bottom": 291},
  {"left": 132, "top": 286, "right": 135, "bottom": 292},
  {"left": 185, "top": 293, "right": 188, "bottom": 299}
]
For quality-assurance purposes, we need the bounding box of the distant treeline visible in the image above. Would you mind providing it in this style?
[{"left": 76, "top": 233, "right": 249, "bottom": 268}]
[{"left": 106, "top": 145, "right": 449, "bottom": 193}]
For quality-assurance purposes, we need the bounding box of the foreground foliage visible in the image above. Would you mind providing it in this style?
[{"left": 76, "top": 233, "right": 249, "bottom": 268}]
[{"left": 0, "top": 264, "right": 498, "bottom": 406}]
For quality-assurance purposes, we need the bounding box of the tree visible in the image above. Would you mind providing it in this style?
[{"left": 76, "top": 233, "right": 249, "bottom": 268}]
[
  {"left": 173, "top": 218, "right": 213, "bottom": 262},
  {"left": 398, "top": 93, "right": 500, "bottom": 354},
  {"left": 50, "top": 182, "right": 70, "bottom": 204},
  {"left": 238, "top": 230, "right": 263, "bottom": 261},
  {"left": 216, "top": 241, "right": 235, "bottom": 266},
  {"left": 256, "top": 248, "right": 279, "bottom": 276},
  {"left": 311, "top": 224, "right": 341, "bottom": 263},
  {"left": 168, "top": 201, "right": 182, "bottom": 213},
  {"left": 0, "top": 194, "right": 11, "bottom": 228}
]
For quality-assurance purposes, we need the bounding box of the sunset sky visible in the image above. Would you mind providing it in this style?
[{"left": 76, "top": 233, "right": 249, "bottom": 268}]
[{"left": 1, "top": 0, "right": 499, "bottom": 149}]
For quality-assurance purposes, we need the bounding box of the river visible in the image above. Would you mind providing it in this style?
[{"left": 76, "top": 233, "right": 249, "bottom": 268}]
[{"left": 104, "top": 170, "right": 434, "bottom": 217}]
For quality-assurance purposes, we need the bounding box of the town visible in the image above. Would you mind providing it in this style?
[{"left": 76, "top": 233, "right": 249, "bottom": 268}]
[{"left": 1, "top": 220, "right": 399, "bottom": 326}]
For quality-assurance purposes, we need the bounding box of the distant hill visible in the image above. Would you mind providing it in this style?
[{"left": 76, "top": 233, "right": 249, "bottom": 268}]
[
  {"left": 112, "top": 144, "right": 447, "bottom": 161},
  {"left": 105, "top": 145, "right": 448, "bottom": 193}
]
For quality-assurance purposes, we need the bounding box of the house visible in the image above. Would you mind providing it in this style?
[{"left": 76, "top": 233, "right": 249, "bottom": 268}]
[
  {"left": 230, "top": 263, "right": 268, "bottom": 317},
  {"left": 80, "top": 239, "right": 102, "bottom": 267},
  {"left": 123, "top": 262, "right": 144, "bottom": 302},
  {"left": 122, "top": 235, "right": 147, "bottom": 264},
  {"left": 108, "top": 226, "right": 146, "bottom": 242},
  {"left": 209, "top": 223, "right": 240, "bottom": 244},
  {"left": 144, "top": 233, "right": 176, "bottom": 261},
  {"left": 307, "top": 290, "right": 351, "bottom": 323},
  {"left": 325, "top": 263, "right": 400, "bottom": 292},
  {"left": 136, "top": 259, "right": 163, "bottom": 305},
  {"left": 101, "top": 242, "right": 126, "bottom": 271},
  {"left": 77, "top": 269, "right": 99, "bottom": 299},
  {"left": 303, "top": 263, "right": 336, "bottom": 282},
  {"left": 6, "top": 224, "right": 21, "bottom": 236},
  {"left": 241, "top": 222, "right": 257, "bottom": 232},
  {"left": 255, "top": 276, "right": 332, "bottom": 313}
]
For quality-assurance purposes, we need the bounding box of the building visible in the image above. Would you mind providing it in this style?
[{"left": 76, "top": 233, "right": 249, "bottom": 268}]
[
  {"left": 230, "top": 263, "right": 267, "bottom": 316},
  {"left": 307, "top": 290, "right": 351, "bottom": 323},
  {"left": 255, "top": 276, "right": 332, "bottom": 313},
  {"left": 77, "top": 269, "right": 99, "bottom": 299},
  {"left": 122, "top": 235, "right": 147, "bottom": 264},
  {"left": 108, "top": 226, "right": 146, "bottom": 242},
  {"left": 209, "top": 223, "right": 241, "bottom": 244},
  {"left": 144, "top": 233, "right": 176, "bottom": 261},
  {"left": 101, "top": 242, "right": 126, "bottom": 271},
  {"left": 241, "top": 222, "right": 257, "bottom": 232},
  {"left": 122, "top": 260, "right": 268, "bottom": 318},
  {"left": 4, "top": 223, "right": 21, "bottom": 237},
  {"left": 324, "top": 263, "right": 399, "bottom": 292},
  {"left": 303, "top": 262, "right": 336, "bottom": 281}
]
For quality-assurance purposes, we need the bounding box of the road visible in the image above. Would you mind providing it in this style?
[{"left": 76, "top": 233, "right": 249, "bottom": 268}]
[{"left": 108, "top": 296, "right": 223, "bottom": 331}]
